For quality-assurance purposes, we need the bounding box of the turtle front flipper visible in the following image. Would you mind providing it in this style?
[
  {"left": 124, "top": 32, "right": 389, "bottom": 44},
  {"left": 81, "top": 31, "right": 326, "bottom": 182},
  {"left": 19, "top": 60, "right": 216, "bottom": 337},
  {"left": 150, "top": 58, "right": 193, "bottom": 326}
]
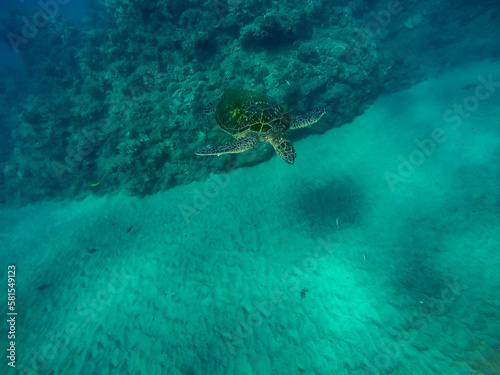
[
  {"left": 290, "top": 106, "right": 326, "bottom": 129},
  {"left": 196, "top": 137, "right": 258, "bottom": 157},
  {"left": 269, "top": 137, "right": 296, "bottom": 165}
]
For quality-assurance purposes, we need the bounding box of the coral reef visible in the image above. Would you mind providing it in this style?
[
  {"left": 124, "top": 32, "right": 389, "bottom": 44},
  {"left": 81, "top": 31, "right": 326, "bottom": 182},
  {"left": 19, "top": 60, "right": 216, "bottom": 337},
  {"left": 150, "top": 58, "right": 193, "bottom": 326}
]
[{"left": 0, "top": 0, "right": 499, "bottom": 205}]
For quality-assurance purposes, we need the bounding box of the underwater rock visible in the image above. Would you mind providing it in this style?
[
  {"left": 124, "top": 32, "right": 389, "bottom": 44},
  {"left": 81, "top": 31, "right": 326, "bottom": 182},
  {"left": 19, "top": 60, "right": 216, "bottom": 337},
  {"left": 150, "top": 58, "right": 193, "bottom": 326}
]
[{"left": 1, "top": 0, "right": 499, "bottom": 205}]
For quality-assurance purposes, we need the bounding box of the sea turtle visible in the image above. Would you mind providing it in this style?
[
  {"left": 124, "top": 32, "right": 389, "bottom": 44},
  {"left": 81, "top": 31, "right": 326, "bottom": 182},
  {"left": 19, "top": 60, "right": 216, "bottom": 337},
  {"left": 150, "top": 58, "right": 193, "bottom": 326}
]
[{"left": 195, "top": 88, "right": 326, "bottom": 165}]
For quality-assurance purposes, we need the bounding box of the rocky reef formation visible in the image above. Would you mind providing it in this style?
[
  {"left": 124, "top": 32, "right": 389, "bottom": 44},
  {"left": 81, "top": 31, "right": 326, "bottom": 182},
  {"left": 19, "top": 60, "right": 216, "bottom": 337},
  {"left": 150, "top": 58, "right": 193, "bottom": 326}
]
[{"left": 0, "top": 0, "right": 499, "bottom": 205}]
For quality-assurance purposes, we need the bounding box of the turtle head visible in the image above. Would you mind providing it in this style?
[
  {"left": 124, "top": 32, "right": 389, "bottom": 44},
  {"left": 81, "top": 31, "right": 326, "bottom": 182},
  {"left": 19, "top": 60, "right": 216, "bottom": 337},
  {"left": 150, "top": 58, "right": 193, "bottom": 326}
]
[
  {"left": 283, "top": 112, "right": 292, "bottom": 128},
  {"left": 269, "top": 136, "right": 296, "bottom": 165}
]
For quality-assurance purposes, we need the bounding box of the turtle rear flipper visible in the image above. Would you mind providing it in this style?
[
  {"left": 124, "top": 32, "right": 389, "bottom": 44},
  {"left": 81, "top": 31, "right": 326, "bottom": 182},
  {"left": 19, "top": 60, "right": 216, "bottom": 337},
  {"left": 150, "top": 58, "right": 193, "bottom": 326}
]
[
  {"left": 290, "top": 106, "right": 326, "bottom": 129},
  {"left": 196, "top": 137, "right": 258, "bottom": 156},
  {"left": 269, "top": 137, "right": 296, "bottom": 165}
]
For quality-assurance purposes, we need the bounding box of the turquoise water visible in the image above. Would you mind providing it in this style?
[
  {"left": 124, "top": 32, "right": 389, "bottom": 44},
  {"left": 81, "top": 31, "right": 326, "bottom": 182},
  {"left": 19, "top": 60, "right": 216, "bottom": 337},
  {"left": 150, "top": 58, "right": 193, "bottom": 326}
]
[
  {"left": 1, "top": 1, "right": 500, "bottom": 374},
  {"left": 1, "top": 60, "right": 499, "bottom": 374}
]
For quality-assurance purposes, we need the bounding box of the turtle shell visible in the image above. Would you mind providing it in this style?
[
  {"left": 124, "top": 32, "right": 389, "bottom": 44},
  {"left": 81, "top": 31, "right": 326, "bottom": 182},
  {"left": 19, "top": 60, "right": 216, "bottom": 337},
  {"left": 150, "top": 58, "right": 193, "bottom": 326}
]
[{"left": 214, "top": 89, "right": 290, "bottom": 137}]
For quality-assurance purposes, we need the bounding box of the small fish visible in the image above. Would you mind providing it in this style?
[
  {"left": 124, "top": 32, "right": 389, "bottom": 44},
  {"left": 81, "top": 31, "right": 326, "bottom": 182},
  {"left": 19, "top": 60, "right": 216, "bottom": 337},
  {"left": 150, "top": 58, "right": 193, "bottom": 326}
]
[
  {"left": 90, "top": 183, "right": 99, "bottom": 187},
  {"left": 126, "top": 225, "right": 134, "bottom": 233},
  {"left": 36, "top": 284, "right": 51, "bottom": 290},
  {"left": 204, "top": 101, "right": 215, "bottom": 115},
  {"left": 462, "top": 83, "right": 478, "bottom": 91},
  {"left": 88, "top": 248, "right": 98, "bottom": 253}
]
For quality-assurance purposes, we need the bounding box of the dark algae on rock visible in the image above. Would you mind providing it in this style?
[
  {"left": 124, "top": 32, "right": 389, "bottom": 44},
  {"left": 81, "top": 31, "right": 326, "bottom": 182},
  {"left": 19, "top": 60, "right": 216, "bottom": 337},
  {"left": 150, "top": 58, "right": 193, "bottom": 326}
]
[{"left": 1, "top": 0, "right": 499, "bottom": 205}]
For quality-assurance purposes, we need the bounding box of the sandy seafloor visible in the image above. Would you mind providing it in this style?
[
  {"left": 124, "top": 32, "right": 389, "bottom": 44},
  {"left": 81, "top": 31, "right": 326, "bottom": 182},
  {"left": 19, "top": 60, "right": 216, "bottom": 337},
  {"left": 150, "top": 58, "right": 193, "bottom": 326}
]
[{"left": 1, "top": 60, "right": 499, "bottom": 375}]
